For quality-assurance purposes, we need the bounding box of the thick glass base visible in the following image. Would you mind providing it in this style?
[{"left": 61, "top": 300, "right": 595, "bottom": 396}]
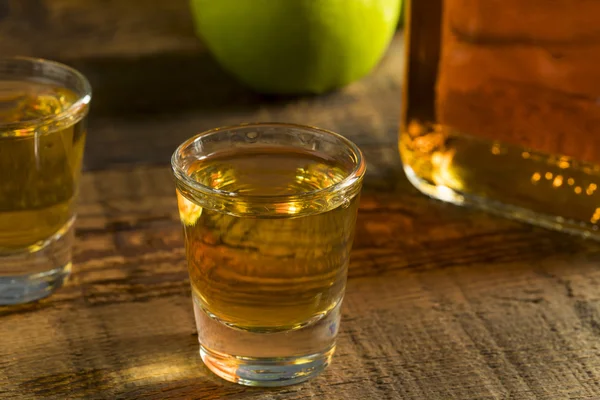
[
  {"left": 0, "top": 221, "right": 73, "bottom": 305},
  {"left": 400, "top": 126, "right": 600, "bottom": 240},
  {"left": 200, "top": 344, "right": 335, "bottom": 387},
  {"left": 403, "top": 167, "right": 599, "bottom": 238},
  {"left": 193, "top": 296, "right": 341, "bottom": 386}
]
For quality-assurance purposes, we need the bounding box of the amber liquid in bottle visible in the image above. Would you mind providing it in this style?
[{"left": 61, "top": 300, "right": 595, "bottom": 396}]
[{"left": 401, "top": 0, "right": 600, "bottom": 237}]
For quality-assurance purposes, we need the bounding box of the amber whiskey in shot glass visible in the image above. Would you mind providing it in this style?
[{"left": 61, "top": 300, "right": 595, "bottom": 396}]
[
  {"left": 0, "top": 57, "right": 91, "bottom": 305},
  {"left": 172, "top": 123, "right": 365, "bottom": 386}
]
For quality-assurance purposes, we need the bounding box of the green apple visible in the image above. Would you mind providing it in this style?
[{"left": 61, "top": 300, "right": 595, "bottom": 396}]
[{"left": 190, "top": 0, "right": 402, "bottom": 94}]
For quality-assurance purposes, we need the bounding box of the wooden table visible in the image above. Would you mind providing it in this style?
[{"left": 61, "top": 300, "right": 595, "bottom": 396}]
[{"left": 3, "top": 2, "right": 600, "bottom": 399}]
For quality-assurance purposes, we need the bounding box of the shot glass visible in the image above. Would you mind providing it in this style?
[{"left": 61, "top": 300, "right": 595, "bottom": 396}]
[
  {"left": 0, "top": 57, "right": 91, "bottom": 305},
  {"left": 172, "top": 123, "right": 365, "bottom": 386}
]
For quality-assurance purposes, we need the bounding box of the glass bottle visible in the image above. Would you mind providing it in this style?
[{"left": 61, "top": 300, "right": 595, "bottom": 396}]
[{"left": 400, "top": 0, "right": 600, "bottom": 238}]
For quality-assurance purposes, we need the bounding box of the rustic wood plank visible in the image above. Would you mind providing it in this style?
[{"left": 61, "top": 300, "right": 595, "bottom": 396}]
[
  {"left": 0, "top": 0, "right": 201, "bottom": 59},
  {"left": 2, "top": 3, "right": 600, "bottom": 398},
  {"left": 2, "top": 161, "right": 600, "bottom": 399}
]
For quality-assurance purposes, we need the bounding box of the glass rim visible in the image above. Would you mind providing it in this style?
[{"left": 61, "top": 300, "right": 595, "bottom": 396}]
[
  {"left": 171, "top": 122, "right": 366, "bottom": 203},
  {"left": 0, "top": 56, "right": 92, "bottom": 136}
]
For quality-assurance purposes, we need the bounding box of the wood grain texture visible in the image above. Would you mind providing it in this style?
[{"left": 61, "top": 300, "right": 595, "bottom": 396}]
[
  {"left": 0, "top": 0, "right": 201, "bottom": 58},
  {"left": 2, "top": 2, "right": 600, "bottom": 399},
  {"left": 3, "top": 157, "right": 600, "bottom": 399}
]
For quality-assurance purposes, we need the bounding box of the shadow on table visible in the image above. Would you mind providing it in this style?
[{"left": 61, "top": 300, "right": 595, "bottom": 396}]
[
  {"left": 67, "top": 51, "right": 321, "bottom": 119},
  {"left": 67, "top": 50, "right": 352, "bottom": 171}
]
